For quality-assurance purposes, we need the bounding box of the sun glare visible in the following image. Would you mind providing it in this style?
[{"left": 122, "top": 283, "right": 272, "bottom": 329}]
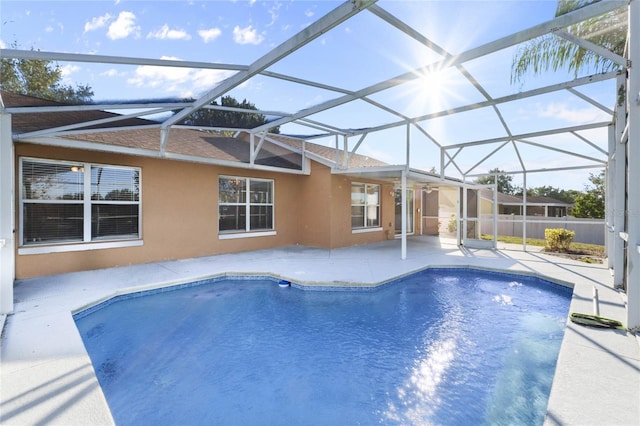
[
  {"left": 404, "top": 68, "right": 453, "bottom": 116},
  {"left": 418, "top": 69, "right": 447, "bottom": 103}
]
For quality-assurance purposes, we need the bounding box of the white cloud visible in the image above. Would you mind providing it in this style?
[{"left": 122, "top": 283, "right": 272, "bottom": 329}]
[
  {"left": 198, "top": 28, "right": 222, "bottom": 43},
  {"left": 107, "top": 11, "right": 140, "bottom": 40},
  {"left": 233, "top": 25, "right": 264, "bottom": 45},
  {"left": 85, "top": 13, "right": 112, "bottom": 32},
  {"left": 304, "top": 8, "right": 315, "bottom": 18},
  {"left": 127, "top": 56, "right": 235, "bottom": 96},
  {"left": 147, "top": 24, "right": 191, "bottom": 40},
  {"left": 45, "top": 26, "right": 54, "bottom": 33},
  {"left": 59, "top": 64, "right": 81, "bottom": 85},
  {"left": 267, "top": 2, "right": 282, "bottom": 27},
  {"left": 60, "top": 64, "right": 81, "bottom": 77},
  {"left": 0, "top": 40, "right": 6, "bottom": 49},
  {"left": 536, "top": 102, "right": 611, "bottom": 124},
  {"left": 101, "top": 68, "right": 125, "bottom": 77}
]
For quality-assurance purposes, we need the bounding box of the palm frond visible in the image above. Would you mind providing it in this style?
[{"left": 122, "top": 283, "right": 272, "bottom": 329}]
[{"left": 511, "top": 0, "right": 627, "bottom": 84}]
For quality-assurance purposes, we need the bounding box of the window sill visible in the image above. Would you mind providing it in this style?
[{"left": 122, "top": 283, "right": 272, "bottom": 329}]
[
  {"left": 351, "top": 227, "right": 383, "bottom": 234},
  {"left": 219, "top": 230, "right": 277, "bottom": 240},
  {"left": 18, "top": 239, "right": 143, "bottom": 255}
]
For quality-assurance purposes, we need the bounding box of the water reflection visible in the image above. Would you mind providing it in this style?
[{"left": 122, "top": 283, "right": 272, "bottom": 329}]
[{"left": 383, "top": 308, "right": 462, "bottom": 425}]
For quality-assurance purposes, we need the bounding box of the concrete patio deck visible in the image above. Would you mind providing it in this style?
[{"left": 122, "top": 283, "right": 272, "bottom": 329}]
[{"left": 1, "top": 236, "right": 638, "bottom": 425}]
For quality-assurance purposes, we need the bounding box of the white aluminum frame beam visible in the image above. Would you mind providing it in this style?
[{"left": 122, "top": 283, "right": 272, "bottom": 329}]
[
  {"left": 254, "top": 0, "right": 625, "bottom": 133},
  {"left": 554, "top": 29, "right": 629, "bottom": 68},
  {"left": 0, "top": 48, "right": 248, "bottom": 71},
  {"left": 0, "top": 114, "right": 14, "bottom": 314},
  {"left": 4, "top": 102, "right": 189, "bottom": 114},
  {"left": 514, "top": 139, "right": 606, "bottom": 164},
  {"left": 612, "top": 73, "right": 627, "bottom": 288},
  {"left": 445, "top": 122, "right": 610, "bottom": 150},
  {"left": 566, "top": 87, "right": 615, "bottom": 115},
  {"left": 368, "top": 4, "right": 515, "bottom": 139},
  {"left": 355, "top": 71, "right": 616, "bottom": 136},
  {"left": 17, "top": 107, "right": 176, "bottom": 139},
  {"left": 465, "top": 163, "right": 604, "bottom": 179},
  {"left": 625, "top": 0, "right": 640, "bottom": 330},
  {"left": 570, "top": 131, "right": 609, "bottom": 155},
  {"left": 464, "top": 141, "right": 511, "bottom": 176},
  {"left": 164, "top": 0, "right": 377, "bottom": 128},
  {"left": 14, "top": 124, "right": 161, "bottom": 141}
]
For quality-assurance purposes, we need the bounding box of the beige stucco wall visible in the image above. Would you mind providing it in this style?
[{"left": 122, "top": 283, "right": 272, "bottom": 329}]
[
  {"left": 14, "top": 144, "right": 392, "bottom": 278},
  {"left": 296, "top": 161, "right": 333, "bottom": 248},
  {"left": 328, "top": 175, "right": 395, "bottom": 248},
  {"left": 296, "top": 162, "right": 394, "bottom": 249}
]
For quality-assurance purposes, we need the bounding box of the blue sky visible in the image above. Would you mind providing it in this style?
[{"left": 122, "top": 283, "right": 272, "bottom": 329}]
[{"left": 1, "top": 0, "right": 616, "bottom": 190}]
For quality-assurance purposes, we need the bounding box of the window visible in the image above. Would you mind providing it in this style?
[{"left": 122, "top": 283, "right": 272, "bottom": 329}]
[
  {"left": 351, "top": 183, "right": 380, "bottom": 229},
  {"left": 219, "top": 176, "right": 274, "bottom": 234},
  {"left": 20, "top": 158, "right": 141, "bottom": 247}
]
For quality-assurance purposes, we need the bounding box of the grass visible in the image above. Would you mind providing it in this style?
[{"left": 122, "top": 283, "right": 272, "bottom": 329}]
[{"left": 480, "top": 234, "right": 605, "bottom": 257}]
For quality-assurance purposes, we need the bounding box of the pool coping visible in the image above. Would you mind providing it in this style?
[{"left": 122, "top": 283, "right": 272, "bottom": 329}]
[
  {"left": 1, "top": 239, "right": 638, "bottom": 425},
  {"left": 70, "top": 264, "right": 576, "bottom": 317}
]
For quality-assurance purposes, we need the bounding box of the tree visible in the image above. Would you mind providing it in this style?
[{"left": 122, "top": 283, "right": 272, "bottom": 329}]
[
  {"left": 520, "top": 185, "right": 580, "bottom": 204},
  {"left": 474, "top": 168, "right": 520, "bottom": 195},
  {"left": 511, "top": 0, "right": 627, "bottom": 83},
  {"left": 179, "top": 95, "right": 280, "bottom": 134},
  {"left": 0, "top": 45, "right": 93, "bottom": 104},
  {"left": 572, "top": 170, "right": 605, "bottom": 218}
]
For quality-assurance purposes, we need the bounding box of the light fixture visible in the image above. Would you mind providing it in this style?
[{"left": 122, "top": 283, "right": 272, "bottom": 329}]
[
  {"left": 70, "top": 166, "right": 84, "bottom": 172},
  {"left": 425, "top": 184, "right": 433, "bottom": 194}
]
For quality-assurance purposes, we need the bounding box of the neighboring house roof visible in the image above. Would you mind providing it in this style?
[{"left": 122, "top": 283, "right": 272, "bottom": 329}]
[
  {"left": 479, "top": 189, "right": 572, "bottom": 206},
  {"left": 525, "top": 196, "right": 573, "bottom": 206},
  {"left": 2, "top": 91, "right": 387, "bottom": 171},
  {"left": 480, "top": 190, "right": 524, "bottom": 205}
]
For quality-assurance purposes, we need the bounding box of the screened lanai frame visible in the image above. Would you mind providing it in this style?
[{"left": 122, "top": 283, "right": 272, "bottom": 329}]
[{"left": 1, "top": 0, "right": 639, "bottom": 328}]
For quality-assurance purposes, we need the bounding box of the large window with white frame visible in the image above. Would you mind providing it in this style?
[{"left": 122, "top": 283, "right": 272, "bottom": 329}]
[
  {"left": 219, "top": 176, "right": 274, "bottom": 234},
  {"left": 351, "top": 182, "right": 380, "bottom": 229},
  {"left": 20, "top": 158, "right": 141, "bottom": 247}
]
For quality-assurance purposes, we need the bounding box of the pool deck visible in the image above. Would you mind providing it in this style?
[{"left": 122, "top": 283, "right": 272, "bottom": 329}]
[{"left": 1, "top": 236, "right": 639, "bottom": 425}]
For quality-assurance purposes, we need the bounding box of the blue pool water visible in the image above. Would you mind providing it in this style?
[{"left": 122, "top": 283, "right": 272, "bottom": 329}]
[{"left": 74, "top": 269, "right": 572, "bottom": 425}]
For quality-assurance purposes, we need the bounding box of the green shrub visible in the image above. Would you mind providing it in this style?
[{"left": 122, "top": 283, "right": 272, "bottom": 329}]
[
  {"left": 545, "top": 228, "right": 575, "bottom": 252},
  {"left": 447, "top": 214, "right": 457, "bottom": 233}
]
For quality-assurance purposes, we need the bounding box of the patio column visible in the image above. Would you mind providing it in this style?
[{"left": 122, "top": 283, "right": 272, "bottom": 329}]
[
  {"left": 522, "top": 172, "right": 527, "bottom": 251},
  {"left": 462, "top": 181, "right": 468, "bottom": 245},
  {"left": 606, "top": 123, "right": 614, "bottom": 269},
  {"left": 626, "top": 0, "right": 640, "bottom": 329},
  {"left": 493, "top": 181, "right": 498, "bottom": 249},
  {"left": 613, "top": 73, "right": 627, "bottom": 287},
  {"left": 0, "top": 113, "right": 15, "bottom": 314},
  {"left": 401, "top": 170, "right": 407, "bottom": 260}
]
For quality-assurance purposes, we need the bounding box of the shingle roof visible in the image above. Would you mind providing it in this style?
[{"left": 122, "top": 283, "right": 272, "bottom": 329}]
[
  {"left": 2, "top": 91, "right": 154, "bottom": 133},
  {"left": 2, "top": 91, "right": 387, "bottom": 170},
  {"left": 265, "top": 133, "right": 389, "bottom": 168},
  {"left": 479, "top": 189, "right": 572, "bottom": 206},
  {"left": 63, "top": 128, "right": 304, "bottom": 169}
]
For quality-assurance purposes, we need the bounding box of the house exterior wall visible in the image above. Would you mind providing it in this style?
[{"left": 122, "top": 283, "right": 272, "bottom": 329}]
[
  {"left": 14, "top": 143, "right": 392, "bottom": 278},
  {"left": 328, "top": 174, "right": 395, "bottom": 248},
  {"left": 296, "top": 160, "right": 333, "bottom": 248},
  {"left": 297, "top": 161, "right": 394, "bottom": 248}
]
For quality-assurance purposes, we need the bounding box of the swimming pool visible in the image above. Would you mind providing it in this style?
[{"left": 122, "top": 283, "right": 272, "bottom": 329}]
[{"left": 74, "top": 268, "right": 572, "bottom": 425}]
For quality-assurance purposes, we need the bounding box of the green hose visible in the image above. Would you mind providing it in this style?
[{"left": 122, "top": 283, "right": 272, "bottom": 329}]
[{"left": 570, "top": 312, "right": 625, "bottom": 330}]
